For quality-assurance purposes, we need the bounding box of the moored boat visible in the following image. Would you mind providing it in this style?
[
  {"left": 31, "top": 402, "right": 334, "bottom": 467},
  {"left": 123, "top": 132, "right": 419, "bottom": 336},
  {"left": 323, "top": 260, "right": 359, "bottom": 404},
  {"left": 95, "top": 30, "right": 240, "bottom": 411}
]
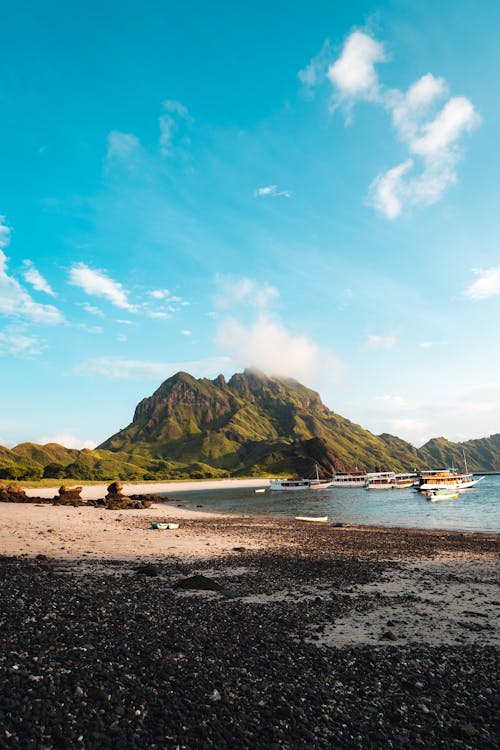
[
  {"left": 295, "top": 516, "right": 329, "bottom": 523},
  {"left": 424, "top": 488, "right": 460, "bottom": 502},
  {"left": 364, "top": 471, "right": 396, "bottom": 489},
  {"left": 330, "top": 472, "right": 366, "bottom": 487},
  {"left": 269, "top": 465, "right": 333, "bottom": 491},
  {"left": 393, "top": 472, "right": 418, "bottom": 489},
  {"left": 418, "top": 469, "right": 484, "bottom": 492}
]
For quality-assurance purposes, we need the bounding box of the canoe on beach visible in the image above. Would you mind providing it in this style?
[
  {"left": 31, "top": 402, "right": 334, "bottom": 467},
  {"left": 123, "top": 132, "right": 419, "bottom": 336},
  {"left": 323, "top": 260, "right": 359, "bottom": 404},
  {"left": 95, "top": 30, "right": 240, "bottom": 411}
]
[{"left": 295, "top": 516, "right": 329, "bottom": 523}]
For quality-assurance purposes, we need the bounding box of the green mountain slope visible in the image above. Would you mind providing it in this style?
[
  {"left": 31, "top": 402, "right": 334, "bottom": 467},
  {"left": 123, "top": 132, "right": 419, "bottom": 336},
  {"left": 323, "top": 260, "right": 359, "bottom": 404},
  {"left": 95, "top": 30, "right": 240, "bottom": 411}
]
[
  {"left": 98, "top": 369, "right": 433, "bottom": 475},
  {"left": 2, "top": 371, "right": 499, "bottom": 481}
]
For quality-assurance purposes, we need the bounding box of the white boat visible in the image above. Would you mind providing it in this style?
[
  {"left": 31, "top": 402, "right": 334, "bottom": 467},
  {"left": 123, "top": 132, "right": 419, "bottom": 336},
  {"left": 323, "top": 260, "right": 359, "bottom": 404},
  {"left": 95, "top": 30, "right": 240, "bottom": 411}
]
[
  {"left": 330, "top": 472, "right": 366, "bottom": 487},
  {"left": 269, "top": 477, "right": 333, "bottom": 491},
  {"left": 269, "top": 465, "right": 333, "bottom": 492},
  {"left": 364, "top": 471, "right": 396, "bottom": 489},
  {"left": 424, "top": 488, "right": 460, "bottom": 502},
  {"left": 418, "top": 469, "right": 484, "bottom": 491},
  {"left": 295, "top": 516, "right": 329, "bottom": 523},
  {"left": 393, "top": 472, "right": 418, "bottom": 489}
]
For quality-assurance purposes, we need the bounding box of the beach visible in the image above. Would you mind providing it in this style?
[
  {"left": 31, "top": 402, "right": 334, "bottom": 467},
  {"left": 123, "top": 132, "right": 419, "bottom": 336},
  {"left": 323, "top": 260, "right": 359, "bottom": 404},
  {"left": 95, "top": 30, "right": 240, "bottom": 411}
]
[{"left": 1, "top": 496, "right": 499, "bottom": 748}]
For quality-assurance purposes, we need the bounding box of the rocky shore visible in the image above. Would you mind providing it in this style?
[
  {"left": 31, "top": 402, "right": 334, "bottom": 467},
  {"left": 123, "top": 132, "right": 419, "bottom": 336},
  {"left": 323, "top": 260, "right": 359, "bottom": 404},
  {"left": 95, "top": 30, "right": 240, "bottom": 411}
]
[{"left": 0, "top": 509, "right": 498, "bottom": 749}]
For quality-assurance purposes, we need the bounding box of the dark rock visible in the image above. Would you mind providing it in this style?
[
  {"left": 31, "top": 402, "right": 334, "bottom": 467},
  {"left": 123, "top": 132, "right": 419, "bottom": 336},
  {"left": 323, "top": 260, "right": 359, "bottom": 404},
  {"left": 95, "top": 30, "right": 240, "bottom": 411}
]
[{"left": 173, "top": 575, "right": 223, "bottom": 591}]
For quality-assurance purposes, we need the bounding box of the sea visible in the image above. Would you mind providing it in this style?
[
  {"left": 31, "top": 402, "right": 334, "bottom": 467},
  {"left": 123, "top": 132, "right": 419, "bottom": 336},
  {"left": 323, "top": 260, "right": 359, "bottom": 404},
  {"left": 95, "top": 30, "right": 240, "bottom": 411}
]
[{"left": 163, "top": 475, "right": 500, "bottom": 534}]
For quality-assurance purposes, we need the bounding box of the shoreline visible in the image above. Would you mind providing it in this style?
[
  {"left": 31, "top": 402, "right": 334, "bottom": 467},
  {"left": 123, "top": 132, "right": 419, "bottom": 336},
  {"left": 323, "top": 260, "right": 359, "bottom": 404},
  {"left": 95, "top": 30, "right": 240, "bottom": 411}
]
[
  {"left": 1, "top": 501, "right": 498, "bottom": 562},
  {"left": 23, "top": 477, "right": 270, "bottom": 500}
]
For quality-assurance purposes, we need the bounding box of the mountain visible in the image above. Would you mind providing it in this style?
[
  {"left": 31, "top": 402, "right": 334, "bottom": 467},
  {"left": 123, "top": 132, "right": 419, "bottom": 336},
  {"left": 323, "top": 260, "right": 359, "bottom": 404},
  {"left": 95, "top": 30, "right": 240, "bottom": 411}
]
[
  {"left": 98, "top": 369, "right": 430, "bottom": 477},
  {"left": 2, "top": 370, "right": 500, "bottom": 481}
]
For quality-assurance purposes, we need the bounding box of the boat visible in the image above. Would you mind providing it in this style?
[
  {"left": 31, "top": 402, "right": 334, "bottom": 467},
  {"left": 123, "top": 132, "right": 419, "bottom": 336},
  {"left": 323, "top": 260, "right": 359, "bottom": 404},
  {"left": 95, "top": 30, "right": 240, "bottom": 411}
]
[
  {"left": 254, "top": 488, "right": 266, "bottom": 493},
  {"left": 269, "top": 465, "right": 333, "bottom": 491},
  {"left": 150, "top": 521, "right": 180, "bottom": 530},
  {"left": 295, "top": 516, "right": 329, "bottom": 523},
  {"left": 393, "top": 472, "right": 418, "bottom": 489},
  {"left": 424, "top": 488, "right": 460, "bottom": 502},
  {"left": 364, "top": 471, "right": 396, "bottom": 489},
  {"left": 330, "top": 472, "right": 366, "bottom": 487},
  {"left": 417, "top": 469, "right": 484, "bottom": 492},
  {"left": 269, "top": 477, "right": 333, "bottom": 491}
]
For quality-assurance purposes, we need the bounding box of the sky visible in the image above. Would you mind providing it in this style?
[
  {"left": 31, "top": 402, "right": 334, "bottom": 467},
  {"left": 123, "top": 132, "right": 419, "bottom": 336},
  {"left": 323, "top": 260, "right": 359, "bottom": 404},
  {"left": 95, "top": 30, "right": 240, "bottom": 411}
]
[{"left": 1, "top": 0, "right": 499, "bottom": 450}]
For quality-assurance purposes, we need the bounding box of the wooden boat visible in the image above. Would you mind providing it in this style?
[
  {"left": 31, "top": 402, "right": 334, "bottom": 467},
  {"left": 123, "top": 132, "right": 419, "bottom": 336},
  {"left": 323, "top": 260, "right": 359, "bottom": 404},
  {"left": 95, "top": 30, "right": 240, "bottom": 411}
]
[
  {"left": 418, "top": 470, "right": 484, "bottom": 491},
  {"left": 295, "top": 516, "right": 329, "bottom": 523}
]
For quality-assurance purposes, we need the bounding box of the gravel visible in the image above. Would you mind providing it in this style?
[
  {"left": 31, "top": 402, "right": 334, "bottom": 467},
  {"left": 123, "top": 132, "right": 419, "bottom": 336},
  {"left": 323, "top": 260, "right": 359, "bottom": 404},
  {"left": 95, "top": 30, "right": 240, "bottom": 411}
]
[{"left": 0, "top": 522, "right": 499, "bottom": 749}]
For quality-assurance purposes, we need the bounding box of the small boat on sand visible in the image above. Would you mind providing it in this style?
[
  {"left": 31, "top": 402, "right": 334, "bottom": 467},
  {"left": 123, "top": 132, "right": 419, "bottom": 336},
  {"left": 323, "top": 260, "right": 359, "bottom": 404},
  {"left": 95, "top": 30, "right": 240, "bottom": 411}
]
[
  {"left": 151, "top": 521, "right": 180, "bottom": 530},
  {"left": 295, "top": 516, "right": 329, "bottom": 523}
]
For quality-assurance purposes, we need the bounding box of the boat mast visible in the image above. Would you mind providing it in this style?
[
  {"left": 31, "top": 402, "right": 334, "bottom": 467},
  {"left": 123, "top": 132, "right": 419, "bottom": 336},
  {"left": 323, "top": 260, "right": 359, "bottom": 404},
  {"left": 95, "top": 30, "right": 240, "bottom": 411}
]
[{"left": 462, "top": 448, "right": 468, "bottom": 474}]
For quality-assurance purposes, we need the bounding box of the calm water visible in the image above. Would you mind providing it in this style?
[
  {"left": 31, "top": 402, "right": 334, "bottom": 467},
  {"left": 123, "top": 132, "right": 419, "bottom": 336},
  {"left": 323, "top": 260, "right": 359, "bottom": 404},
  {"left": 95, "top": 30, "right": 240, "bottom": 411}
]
[{"left": 163, "top": 475, "right": 500, "bottom": 533}]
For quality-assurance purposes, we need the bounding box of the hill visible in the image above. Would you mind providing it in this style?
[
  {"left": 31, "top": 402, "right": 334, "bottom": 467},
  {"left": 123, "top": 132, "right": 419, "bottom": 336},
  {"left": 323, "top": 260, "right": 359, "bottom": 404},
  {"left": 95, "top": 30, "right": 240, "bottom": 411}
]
[{"left": 2, "top": 370, "right": 500, "bottom": 480}]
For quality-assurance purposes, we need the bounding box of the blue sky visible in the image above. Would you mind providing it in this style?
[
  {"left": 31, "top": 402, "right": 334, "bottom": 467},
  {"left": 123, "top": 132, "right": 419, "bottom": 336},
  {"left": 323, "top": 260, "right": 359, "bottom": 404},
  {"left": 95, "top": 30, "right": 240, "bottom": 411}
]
[{"left": 1, "top": 0, "right": 499, "bottom": 449}]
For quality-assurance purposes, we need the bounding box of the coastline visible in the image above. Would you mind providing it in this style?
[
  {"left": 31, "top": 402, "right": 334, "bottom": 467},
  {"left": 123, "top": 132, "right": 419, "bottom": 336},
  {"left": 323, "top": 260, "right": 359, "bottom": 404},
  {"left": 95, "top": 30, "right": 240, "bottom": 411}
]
[
  {"left": 23, "top": 477, "right": 270, "bottom": 501},
  {"left": 1, "top": 502, "right": 499, "bottom": 748}
]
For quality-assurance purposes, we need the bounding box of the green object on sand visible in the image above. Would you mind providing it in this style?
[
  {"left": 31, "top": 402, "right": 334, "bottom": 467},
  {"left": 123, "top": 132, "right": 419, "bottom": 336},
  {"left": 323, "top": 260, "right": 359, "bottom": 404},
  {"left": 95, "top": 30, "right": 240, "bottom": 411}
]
[{"left": 150, "top": 521, "right": 180, "bottom": 530}]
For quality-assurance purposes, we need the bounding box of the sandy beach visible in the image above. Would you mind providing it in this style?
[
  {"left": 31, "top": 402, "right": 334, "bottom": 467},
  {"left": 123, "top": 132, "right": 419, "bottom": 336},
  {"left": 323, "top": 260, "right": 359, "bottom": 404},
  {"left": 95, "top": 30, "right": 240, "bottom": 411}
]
[{"left": 1, "top": 498, "right": 499, "bottom": 748}]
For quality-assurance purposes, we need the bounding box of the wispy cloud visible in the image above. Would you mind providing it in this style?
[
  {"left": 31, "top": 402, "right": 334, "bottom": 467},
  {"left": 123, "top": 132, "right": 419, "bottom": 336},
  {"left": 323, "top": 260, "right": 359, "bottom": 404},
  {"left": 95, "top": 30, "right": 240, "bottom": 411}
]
[
  {"left": 74, "top": 355, "right": 231, "bottom": 379},
  {"left": 0, "top": 327, "right": 47, "bottom": 357},
  {"left": 464, "top": 267, "right": 500, "bottom": 300},
  {"left": 159, "top": 100, "right": 191, "bottom": 156},
  {"left": 69, "top": 262, "right": 136, "bottom": 311},
  {"left": 214, "top": 274, "right": 279, "bottom": 310},
  {"left": 81, "top": 303, "right": 105, "bottom": 317},
  {"left": 22, "top": 260, "right": 56, "bottom": 296},
  {"left": 106, "top": 131, "right": 142, "bottom": 162},
  {"left": 0, "top": 216, "right": 12, "bottom": 249},
  {"left": 38, "top": 432, "right": 97, "bottom": 450},
  {"left": 213, "top": 274, "right": 344, "bottom": 384},
  {"left": 0, "top": 219, "right": 63, "bottom": 324},
  {"left": 254, "top": 185, "right": 291, "bottom": 198},
  {"left": 361, "top": 334, "right": 397, "bottom": 350}
]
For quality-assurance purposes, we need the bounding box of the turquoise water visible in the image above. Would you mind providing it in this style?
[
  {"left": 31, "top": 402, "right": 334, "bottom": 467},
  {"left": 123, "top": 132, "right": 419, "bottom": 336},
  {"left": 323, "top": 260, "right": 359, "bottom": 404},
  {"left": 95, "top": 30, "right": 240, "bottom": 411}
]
[{"left": 163, "top": 475, "right": 500, "bottom": 533}]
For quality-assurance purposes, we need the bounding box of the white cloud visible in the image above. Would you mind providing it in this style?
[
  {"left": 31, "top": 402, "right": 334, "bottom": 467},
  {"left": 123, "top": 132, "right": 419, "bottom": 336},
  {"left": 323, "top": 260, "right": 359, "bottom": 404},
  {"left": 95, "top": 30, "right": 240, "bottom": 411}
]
[
  {"left": 148, "top": 311, "right": 171, "bottom": 319},
  {"left": 464, "top": 267, "right": 500, "bottom": 300},
  {"left": 22, "top": 260, "right": 56, "bottom": 296},
  {"left": 74, "top": 355, "right": 231, "bottom": 379},
  {"left": 327, "top": 31, "right": 387, "bottom": 104},
  {"left": 0, "top": 216, "right": 12, "bottom": 249},
  {"left": 298, "top": 40, "right": 333, "bottom": 89},
  {"left": 0, "top": 328, "right": 47, "bottom": 357},
  {"left": 255, "top": 185, "right": 291, "bottom": 198},
  {"left": 0, "top": 232, "right": 63, "bottom": 325},
  {"left": 316, "top": 31, "right": 480, "bottom": 218},
  {"left": 69, "top": 262, "right": 135, "bottom": 311},
  {"left": 369, "top": 159, "right": 413, "bottom": 219},
  {"left": 149, "top": 289, "right": 170, "bottom": 299},
  {"left": 38, "top": 432, "right": 97, "bottom": 450},
  {"left": 216, "top": 313, "right": 343, "bottom": 384},
  {"left": 361, "top": 334, "right": 397, "bottom": 350},
  {"left": 410, "top": 96, "right": 478, "bottom": 157},
  {"left": 106, "top": 131, "right": 142, "bottom": 161},
  {"left": 214, "top": 274, "right": 279, "bottom": 310},
  {"left": 389, "top": 74, "right": 448, "bottom": 142},
  {"left": 82, "top": 303, "right": 105, "bottom": 317},
  {"left": 159, "top": 100, "right": 190, "bottom": 156},
  {"left": 419, "top": 341, "right": 433, "bottom": 348},
  {"left": 181, "top": 329, "right": 192, "bottom": 336}
]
